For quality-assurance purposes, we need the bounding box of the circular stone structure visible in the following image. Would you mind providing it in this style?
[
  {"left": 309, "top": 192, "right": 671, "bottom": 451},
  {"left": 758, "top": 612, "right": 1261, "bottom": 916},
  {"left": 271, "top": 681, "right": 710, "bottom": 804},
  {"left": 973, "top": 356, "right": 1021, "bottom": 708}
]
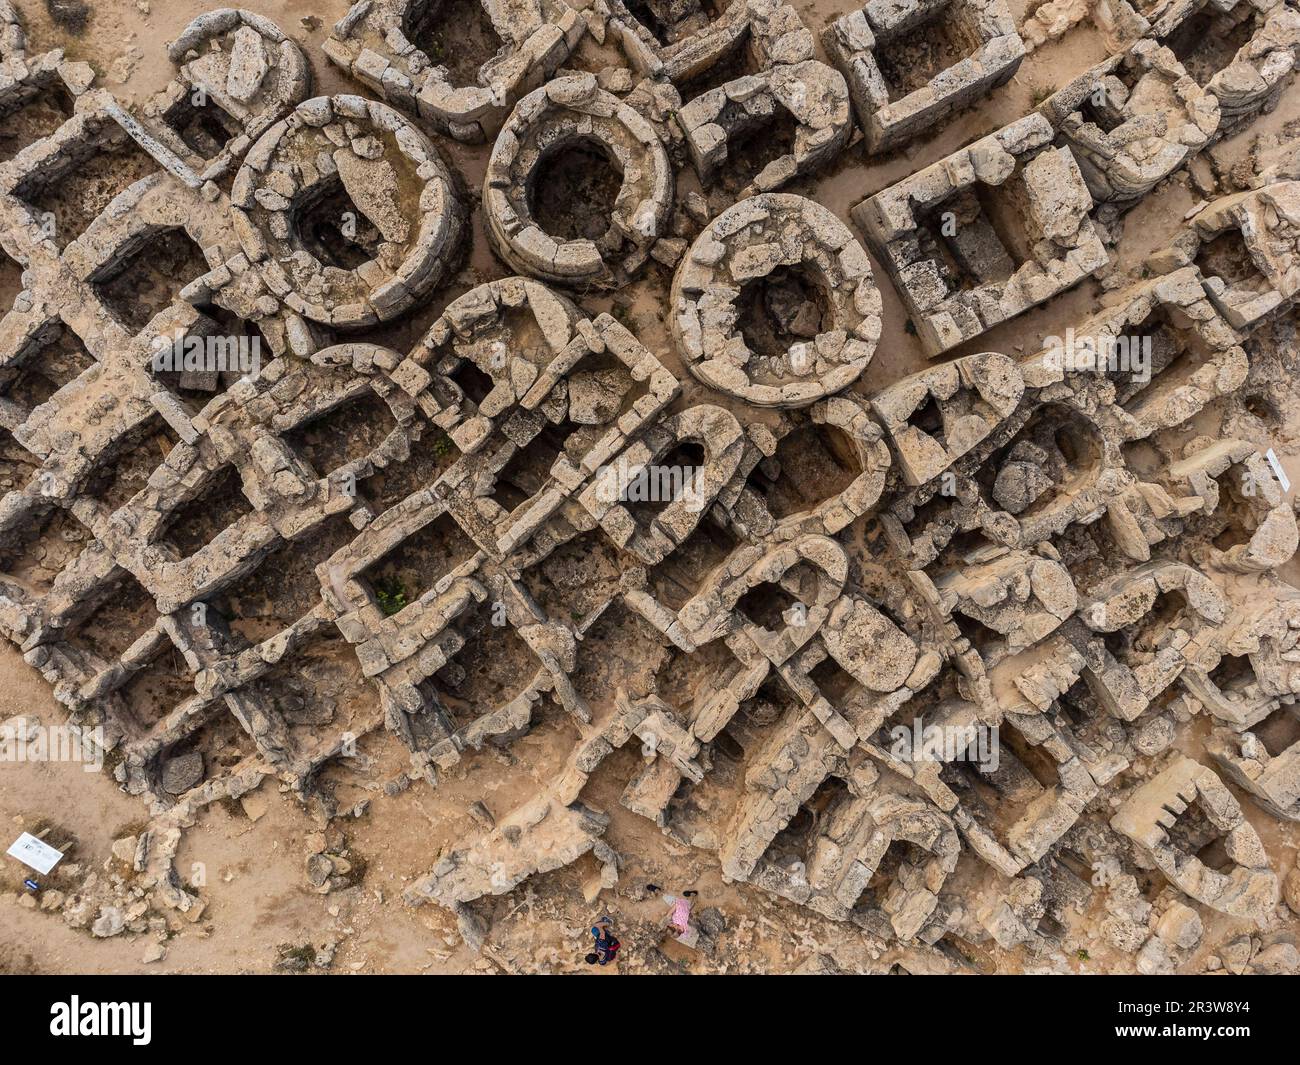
[
  {"left": 483, "top": 73, "right": 673, "bottom": 289},
  {"left": 231, "top": 94, "right": 466, "bottom": 329},
  {"left": 670, "top": 193, "right": 882, "bottom": 407}
]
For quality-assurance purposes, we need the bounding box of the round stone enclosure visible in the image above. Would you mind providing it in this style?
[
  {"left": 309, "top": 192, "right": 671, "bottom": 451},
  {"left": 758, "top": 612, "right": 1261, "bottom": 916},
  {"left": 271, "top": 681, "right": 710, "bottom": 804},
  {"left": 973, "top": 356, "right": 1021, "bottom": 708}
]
[
  {"left": 671, "top": 193, "right": 882, "bottom": 407},
  {"left": 231, "top": 94, "right": 466, "bottom": 328},
  {"left": 484, "top": 73, "right": 673, "bottom": 289}
]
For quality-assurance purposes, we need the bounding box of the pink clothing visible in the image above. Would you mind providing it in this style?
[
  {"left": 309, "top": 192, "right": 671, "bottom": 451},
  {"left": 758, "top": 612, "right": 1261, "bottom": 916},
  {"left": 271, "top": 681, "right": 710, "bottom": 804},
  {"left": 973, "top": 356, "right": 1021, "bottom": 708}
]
[{"left": 667, "top": 895, "right": 692, "bottom": 932}]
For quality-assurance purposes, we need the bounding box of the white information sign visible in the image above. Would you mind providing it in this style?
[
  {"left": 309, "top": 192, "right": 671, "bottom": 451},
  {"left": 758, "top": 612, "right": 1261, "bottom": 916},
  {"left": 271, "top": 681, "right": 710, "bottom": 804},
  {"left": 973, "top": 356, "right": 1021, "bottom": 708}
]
[{"left": 6, "top": 831, "right": 63, "bottom": 875}]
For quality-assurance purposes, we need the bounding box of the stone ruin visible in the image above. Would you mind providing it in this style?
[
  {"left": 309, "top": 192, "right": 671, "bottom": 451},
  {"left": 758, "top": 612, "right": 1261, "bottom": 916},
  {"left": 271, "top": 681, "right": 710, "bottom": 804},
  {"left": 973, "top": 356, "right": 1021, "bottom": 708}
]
[
  {"left": 823, "top": 0, "right": 1026, "bottom": 153},
  {"left": 324, "top": 0, "right": 587, "bottom": 142},
  {"left": 852, "top": 114, "right": 1110, "bottom": 356},
  {"left": 484, "top": 72, "right": 673, "bottom": 287},
  {"left": 670, "top": 192, "right": 882, "bottom": 406},
  {"left": 231, "top": 93, "right": 468, "bottom": 326},
  {"left": 1037, "top": 38, "right": 1220, "bottom": 205},
  {"left": 0, "top": 0, "right": 1299, "bottom": 974}
]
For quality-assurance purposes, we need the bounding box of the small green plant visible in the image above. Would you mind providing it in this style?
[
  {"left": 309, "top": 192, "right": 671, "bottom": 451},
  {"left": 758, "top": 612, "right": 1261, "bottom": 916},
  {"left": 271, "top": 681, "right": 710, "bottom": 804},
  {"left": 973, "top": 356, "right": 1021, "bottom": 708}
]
[
  {"left": 431, "top": 431, "right": 454, "bottom": 458},
  {"left": 1076, "top": 948, "right": 1090, "bottom": 961},
  {"left": 374, "top": 577, "right": 408, "bottom": 617}
]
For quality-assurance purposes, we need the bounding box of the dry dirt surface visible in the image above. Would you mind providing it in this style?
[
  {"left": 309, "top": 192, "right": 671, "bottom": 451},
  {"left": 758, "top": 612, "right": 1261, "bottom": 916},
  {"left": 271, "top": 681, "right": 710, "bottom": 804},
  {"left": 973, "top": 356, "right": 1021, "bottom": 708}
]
[{"left": 0, "top": 0, "right": 1299, "bottom": 976}]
